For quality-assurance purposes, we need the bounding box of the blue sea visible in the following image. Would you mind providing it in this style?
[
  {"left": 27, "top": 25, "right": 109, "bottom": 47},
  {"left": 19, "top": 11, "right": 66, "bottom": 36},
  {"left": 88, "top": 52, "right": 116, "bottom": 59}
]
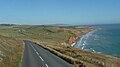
[{"left": 75, "top": 24, "right": 120, "bottom": 58}]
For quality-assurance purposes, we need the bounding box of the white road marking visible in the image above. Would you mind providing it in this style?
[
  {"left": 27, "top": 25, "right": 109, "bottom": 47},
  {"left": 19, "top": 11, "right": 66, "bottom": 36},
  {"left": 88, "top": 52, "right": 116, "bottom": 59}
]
[
  {"left": 39, "top": 56, "right": 44, "bottom": 61},
  {"left": 31, "top": 45, "right": 36, "bottom": 51},
  {"left": 30, "top": 45, "right": 34, "bottom": 48},
  {"left": 36, "top": 52, "right": 39, "bottom": 55},
  {"left": 30, "top": 44, "right": 48, "bottom": 67},
  {"left": 33, "top": 48, "right": 36, "bottom": 51},
  {"left": 45, "top": 64, "right": 49, "bottom": 67}
]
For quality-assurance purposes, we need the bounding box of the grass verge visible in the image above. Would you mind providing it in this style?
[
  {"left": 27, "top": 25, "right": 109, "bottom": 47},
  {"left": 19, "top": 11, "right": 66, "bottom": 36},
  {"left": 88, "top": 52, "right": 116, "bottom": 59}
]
[
  {"left": 0, "top": 35, "right": 24, "bottom": 67},
  {"left": 33, "top": 40, "right": 120, "bottom": 67}
]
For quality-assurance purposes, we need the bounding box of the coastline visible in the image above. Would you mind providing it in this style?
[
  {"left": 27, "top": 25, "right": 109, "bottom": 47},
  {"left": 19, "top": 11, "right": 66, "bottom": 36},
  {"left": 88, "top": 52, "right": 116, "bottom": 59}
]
[
  {"left": 73, "top": 26, "right": 120, "bottom": 58},
  {"left": 71, "top": 27, "right": 97, "bottom": 48},
  {"left": 33, "top": 26, "right": 120, "bottom": 67}
]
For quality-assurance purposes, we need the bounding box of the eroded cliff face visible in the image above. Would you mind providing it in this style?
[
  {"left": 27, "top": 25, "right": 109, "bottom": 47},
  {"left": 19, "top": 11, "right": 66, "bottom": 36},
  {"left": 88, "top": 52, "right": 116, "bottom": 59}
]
[
  {"left": 67, "top": 35, "right": 78, "bottom": 44},
  {"left": 33, "top": 26, "right": 95, "bottom": 47},
  {"left": 65, "top": 27, "right": 95, "bottom": 46}
]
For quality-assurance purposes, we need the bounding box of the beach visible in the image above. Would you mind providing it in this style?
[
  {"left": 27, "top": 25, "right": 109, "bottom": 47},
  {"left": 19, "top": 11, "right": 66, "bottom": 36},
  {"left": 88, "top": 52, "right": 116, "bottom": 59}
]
[{"left": 75, "top": 24, "right": 120, "bottom": 58}]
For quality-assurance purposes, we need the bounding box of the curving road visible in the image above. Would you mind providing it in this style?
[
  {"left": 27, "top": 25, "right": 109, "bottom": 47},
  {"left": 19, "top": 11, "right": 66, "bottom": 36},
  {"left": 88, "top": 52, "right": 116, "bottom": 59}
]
[{"left": 22, "top": 40, "right": 76, "bottom": 67}]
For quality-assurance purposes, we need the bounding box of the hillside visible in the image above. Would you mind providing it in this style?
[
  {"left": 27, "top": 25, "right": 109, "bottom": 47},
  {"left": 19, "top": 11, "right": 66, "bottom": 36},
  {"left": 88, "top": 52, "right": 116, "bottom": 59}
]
[
  {"left": 0, "top": 35, "right": 23, "bottom": 67},
  {"left": 0, "top": 25, "right": 120, "bottom": 67}
]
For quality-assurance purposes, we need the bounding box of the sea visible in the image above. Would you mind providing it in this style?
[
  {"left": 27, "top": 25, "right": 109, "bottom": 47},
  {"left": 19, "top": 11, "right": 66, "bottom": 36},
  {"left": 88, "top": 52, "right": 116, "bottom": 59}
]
[{"left": 74, "top": 24, "right": 120, "bottom": 58}]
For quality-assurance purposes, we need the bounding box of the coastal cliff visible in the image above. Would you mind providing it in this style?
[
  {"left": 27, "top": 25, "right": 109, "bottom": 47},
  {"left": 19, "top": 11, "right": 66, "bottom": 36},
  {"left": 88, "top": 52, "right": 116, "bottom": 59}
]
[
  {"left": 1, "top": 25, "right": 120, "bottom": 67},
  {"left": 65, "top": 26, "right": 95, "bottom": 46}
]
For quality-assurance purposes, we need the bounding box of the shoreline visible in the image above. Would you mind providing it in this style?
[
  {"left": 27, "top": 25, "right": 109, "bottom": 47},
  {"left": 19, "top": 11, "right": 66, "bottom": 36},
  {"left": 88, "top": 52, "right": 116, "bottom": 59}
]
[
  {"left": 72, "top": 27, "right": 120, "bottom": 58},
  {"left": 32, "top": 26, "right": 120, "bottom": 67},
  {"left": 71, "top": 28, "right": 97, "bottom": 48}
]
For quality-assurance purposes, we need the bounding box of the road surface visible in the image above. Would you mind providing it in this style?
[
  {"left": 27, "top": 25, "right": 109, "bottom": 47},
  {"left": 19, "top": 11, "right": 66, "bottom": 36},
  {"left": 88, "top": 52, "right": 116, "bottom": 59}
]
[{"left": 22, "top": 40, "right": 76, "bottom": 67}]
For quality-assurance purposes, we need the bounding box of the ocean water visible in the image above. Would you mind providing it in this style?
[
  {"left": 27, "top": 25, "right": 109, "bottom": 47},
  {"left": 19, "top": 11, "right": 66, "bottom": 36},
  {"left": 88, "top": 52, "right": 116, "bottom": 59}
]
[{"left": 75, "top": 24, "right": 120, "bottom": 58}]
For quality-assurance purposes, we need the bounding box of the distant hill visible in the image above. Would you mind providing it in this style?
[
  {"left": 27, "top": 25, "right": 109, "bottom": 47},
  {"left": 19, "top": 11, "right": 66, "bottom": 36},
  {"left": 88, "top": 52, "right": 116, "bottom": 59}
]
[
  {"left": 49, "top": 24, "right": 71, "bottom": 26},
  {"left": 0, "top": 24, "right": 16, "bottom": 26}
]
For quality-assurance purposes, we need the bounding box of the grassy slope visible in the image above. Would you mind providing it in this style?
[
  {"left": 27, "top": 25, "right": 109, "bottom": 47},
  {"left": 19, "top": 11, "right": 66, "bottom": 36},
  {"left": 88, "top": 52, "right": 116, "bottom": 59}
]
[
  {"left": 0, "top": 25, "right": 120, "bottom": 67},
  {"left": 34, "top": 40, "right": 120, "bottom": 67},
  {"left": 0, "top": 35, "right": 23, "bottom": 67}
]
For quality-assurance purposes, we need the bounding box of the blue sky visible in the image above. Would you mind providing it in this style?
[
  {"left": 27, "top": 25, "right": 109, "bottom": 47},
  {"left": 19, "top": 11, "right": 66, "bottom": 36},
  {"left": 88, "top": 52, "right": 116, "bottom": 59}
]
[{"left": 0, "top": 0, "right": 120, "bottom": 25}]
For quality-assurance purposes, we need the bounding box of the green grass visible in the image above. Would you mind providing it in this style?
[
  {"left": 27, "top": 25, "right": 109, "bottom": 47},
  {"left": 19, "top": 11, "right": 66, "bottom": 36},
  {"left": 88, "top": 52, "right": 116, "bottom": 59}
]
[
  {"left": 0, "top": 25, "right": 120, "bottom": 67},
  {"left": 34, "top": 40, "right": 120, "bottom": 67}
]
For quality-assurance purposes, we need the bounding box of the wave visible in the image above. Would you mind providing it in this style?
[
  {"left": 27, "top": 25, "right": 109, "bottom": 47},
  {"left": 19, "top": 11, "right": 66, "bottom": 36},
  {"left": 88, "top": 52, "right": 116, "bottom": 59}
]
[
  {"left": 75, "top": 30, "right": 102, "bottom": 53},
  {"left": 89, "top": 48, "right": 102, "bottom": 53},
  {"left": 90, "top": 48, "right": 96, "bottom": 52},
  {"left": 75, "top": 30, "right": 97, "bottom": 48}
]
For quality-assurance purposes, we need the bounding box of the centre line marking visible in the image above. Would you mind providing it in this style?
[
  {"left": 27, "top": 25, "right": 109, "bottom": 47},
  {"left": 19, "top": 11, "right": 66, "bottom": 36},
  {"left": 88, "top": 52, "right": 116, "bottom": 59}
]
[
  {"left": 31, "top": 44, "right": 48, "bottom": 67},
  {"left": 45, "top": 64, "right": 49, "bottom": 67},
  {"left": 36, "top": 52, "right": 39, "bottom": 55},
  {"left": 31, "top": 45, "right": 36, "bottom": 51},
  {"left": 39, "top": 56, "right": 44, "bottom": 61}
]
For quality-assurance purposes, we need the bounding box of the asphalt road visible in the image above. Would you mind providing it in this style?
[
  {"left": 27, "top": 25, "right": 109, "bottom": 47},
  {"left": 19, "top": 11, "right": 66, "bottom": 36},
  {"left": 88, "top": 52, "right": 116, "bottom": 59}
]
[{"left": 22, "top": 40, "right": 76, "bottom": 67}]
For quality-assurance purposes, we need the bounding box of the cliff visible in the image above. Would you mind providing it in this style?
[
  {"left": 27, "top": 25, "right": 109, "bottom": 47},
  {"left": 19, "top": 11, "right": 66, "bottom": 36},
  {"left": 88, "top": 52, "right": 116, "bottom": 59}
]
[{"left": 66, "top": 26, "right": 95, "bottom": 46}]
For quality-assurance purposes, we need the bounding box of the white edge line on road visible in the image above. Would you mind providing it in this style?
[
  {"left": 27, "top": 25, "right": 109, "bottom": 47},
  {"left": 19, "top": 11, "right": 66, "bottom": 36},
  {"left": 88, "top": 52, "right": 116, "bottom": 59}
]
[
  {"left": 39, "top": 56, "right": 44, "bottom": 61},
  {"left": 45, "top": 64, "right": 49, "bottom": 67}
]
